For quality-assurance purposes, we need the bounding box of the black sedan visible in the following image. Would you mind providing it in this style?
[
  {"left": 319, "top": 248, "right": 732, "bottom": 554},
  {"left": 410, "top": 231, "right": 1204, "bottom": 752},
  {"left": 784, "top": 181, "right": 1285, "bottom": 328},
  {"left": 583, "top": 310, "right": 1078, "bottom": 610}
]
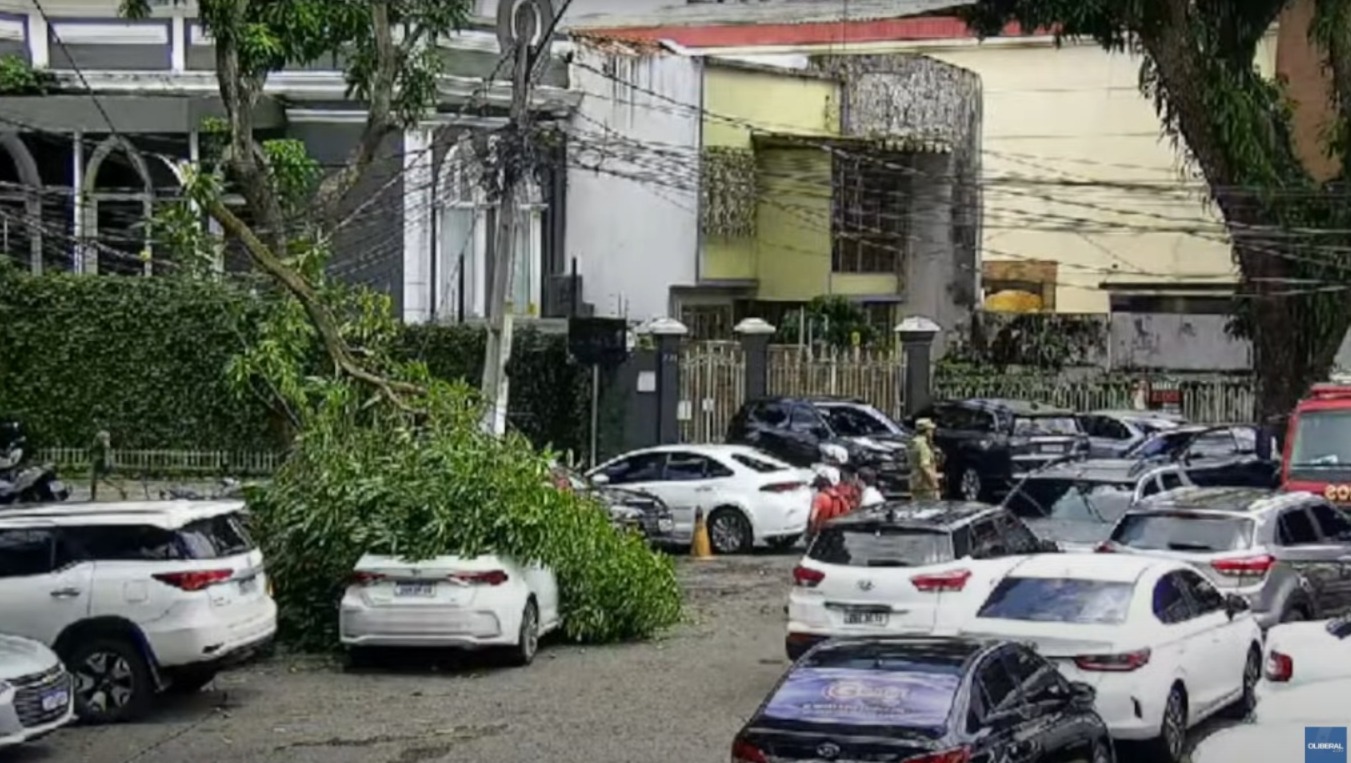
[{"left": 732, "top": 636, "right": 1112, "bottom": 763}]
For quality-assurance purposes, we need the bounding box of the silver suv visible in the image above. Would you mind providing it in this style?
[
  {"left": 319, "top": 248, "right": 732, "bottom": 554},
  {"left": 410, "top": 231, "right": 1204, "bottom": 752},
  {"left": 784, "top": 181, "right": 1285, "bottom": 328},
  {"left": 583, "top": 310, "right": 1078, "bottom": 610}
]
[
  {"left": 0, "top": 633, "right": 74, "bottom": 748},
  {"left": 1099, "top": 487, "right": 1351, "bottom": 628}
]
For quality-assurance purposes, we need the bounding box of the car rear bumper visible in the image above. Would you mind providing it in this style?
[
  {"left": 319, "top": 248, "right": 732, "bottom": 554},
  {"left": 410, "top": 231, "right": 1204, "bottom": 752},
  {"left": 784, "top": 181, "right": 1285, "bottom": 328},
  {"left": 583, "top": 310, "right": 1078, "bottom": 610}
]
[
  {"left": 340, "top": 604, "right": 515, "bottom": 648},
  {"left": 146, "top": 599, "right": 278, "bottom": 668}
]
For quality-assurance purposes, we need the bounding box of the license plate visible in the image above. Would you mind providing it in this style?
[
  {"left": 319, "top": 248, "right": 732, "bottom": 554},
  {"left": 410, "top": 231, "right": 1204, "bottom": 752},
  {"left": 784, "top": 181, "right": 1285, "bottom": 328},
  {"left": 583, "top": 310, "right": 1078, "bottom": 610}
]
[
  {"left": 843, "top": 610, "right": 889, "bottom": 626},
  {"left": 239, "top": 576, "right": 257, "bottom": 594},
  {"left": 41, "top": 689, "right": 68, "bottom": 712},
  {"left": 1039, "top": 443, "right": 1065, "bottom": 453},
  {"left": 395, "top": 583, "right": 436, "bottom": 597}
]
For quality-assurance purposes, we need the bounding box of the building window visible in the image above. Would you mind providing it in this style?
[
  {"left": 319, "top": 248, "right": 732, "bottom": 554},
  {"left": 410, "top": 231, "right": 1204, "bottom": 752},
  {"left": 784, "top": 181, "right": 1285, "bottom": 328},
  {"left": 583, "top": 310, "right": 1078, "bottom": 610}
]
[
  {"left": 831, "top": 153, "right": 909, "bottom": 274},
  {"left": 437, "top": 143, "right": 542, "bottom": 319},
  {"left": 679, "top": 303, "right": 734, "bottom": 340}
]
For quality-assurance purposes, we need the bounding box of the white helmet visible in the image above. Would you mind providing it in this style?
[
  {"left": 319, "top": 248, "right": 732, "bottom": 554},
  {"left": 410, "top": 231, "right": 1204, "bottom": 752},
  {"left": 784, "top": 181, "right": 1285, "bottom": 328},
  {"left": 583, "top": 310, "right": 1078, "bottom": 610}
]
[
  {"left": 813, "top": 464, "right": 841, "bottom": 486},
  {"left": 819, "top": 443, "right": 849, "bottom": 465}
]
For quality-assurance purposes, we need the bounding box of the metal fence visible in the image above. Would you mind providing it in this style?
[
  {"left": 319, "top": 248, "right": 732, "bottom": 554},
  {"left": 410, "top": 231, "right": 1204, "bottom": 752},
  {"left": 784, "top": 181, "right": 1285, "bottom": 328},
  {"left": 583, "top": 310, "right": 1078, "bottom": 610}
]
[
  {"left": 35, "top": 447, "right": 285, "bottom": 476},
  {"left": 677, "top": 342, "right": 1256, "bottom": 443}
]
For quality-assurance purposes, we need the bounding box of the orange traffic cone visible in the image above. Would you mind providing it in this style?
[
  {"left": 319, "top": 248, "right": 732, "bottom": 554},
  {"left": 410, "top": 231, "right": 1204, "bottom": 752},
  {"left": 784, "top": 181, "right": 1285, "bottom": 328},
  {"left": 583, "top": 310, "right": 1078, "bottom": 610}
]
[{"left": 691, "top": 506, "right": 713, "bottom": 559}]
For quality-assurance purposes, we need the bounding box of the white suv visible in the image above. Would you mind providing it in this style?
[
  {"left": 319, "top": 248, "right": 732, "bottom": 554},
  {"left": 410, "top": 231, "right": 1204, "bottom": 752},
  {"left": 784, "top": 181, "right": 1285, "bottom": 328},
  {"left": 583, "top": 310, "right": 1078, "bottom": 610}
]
[
  {"left": 786, "top": 502, "right": 1056, "bottom": 659},
  {"left": 0, "top": 500, "right": 277, "bottom": 722}
]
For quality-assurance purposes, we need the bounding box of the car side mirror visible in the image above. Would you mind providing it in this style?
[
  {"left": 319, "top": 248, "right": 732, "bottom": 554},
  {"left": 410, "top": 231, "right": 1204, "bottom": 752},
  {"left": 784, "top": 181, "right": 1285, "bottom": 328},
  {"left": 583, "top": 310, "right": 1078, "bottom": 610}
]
[
  {"left": 1067, "top": 681, "right": 1095, "bottom": 711},
  {"left": 590, "top": 473, "right": 610, "bottom": 486},
  {"left": 1224, "top": 593, "right": 1250, "bottom": 619}
]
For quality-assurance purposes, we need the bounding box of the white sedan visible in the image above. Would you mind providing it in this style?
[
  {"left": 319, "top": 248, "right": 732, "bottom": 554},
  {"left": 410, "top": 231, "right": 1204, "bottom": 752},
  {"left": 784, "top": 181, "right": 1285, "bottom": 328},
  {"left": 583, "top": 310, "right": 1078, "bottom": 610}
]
[
  {"left": 1192, "top": 676, "right": 1351, "bottom": 763},
  {"left": 958, "top": 553, "right": 1263, "bottom": 763},
  {"left": 587, "top": 444, "right": 810, "bottom": 554},
  {"left": 339, "top": 553, "right": 560, "bottom": 666},
  {"left": 1260, "top": 615, "right": 1351, "bottom": 696},
  {"left": 0, "top": 634, "right": 75, "bottom": 748}
]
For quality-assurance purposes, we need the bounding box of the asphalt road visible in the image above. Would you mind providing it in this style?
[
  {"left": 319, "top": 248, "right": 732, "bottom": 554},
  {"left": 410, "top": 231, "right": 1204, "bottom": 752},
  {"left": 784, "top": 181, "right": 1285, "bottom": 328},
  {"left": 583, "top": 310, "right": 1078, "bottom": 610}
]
[{"left": 8, "top": 554, "right": 1232, "bottom": 763}]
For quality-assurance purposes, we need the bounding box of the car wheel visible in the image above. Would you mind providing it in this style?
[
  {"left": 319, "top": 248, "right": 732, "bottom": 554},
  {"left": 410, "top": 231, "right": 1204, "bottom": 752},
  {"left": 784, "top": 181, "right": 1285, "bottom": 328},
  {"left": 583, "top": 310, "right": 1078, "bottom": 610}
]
[
  {"left": 1147, "top": 685, "right": 1187, "bottom": 763},
  {"left": 164, "top": 666, "right": 217, "bottom": 695},
  {"left": 958, "top": 467, "right": 983, "bottom": 502},
  {"left": 766, "top": 534, "right": 800, "bottom": 552},
  {"left": 507, "top": 599, "right": 540, "bottom": 667},
  {"left": 708, "top": 508, "right": 752, "bottom": 554},
  {"left": 66, "top": 638, "right": 154, "bottom": 723},
  {"left": 1224, "top": 646, "right": 1261, "bottom": 719}
]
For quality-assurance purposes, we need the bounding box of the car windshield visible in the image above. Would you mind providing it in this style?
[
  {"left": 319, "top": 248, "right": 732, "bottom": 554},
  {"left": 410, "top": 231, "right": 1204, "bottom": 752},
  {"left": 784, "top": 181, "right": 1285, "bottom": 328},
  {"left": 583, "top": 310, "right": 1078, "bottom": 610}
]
[
  {"left": 1125, "top": 430, "right": 1193, "bottom": 460},
  {"left": 819, "top": 404, "right": 905, "bottom": 438},
  {"left": 808, "top": 526, "right": 952, "bottom": 567},
  {"left": 977, "top": 577, "right": 1134, "bottom": 624},
  {"left": 761, "top": 658, "right": 960, "bottom": 732},
  {"left": 1288, "top": 410, "right": 1351, "bottom": 468},
  {"left": 733, "top": 453, "right": 788, "bottom": 473},
  {"left": 1110, "top": 512, "right": 1254, "bottom": 552},
  {"left": 1013, "top": 416, "right": 1080, "bottom": 436},
  {"left": 1007, "top": 480, "right": 1135, "bottom": 523}
]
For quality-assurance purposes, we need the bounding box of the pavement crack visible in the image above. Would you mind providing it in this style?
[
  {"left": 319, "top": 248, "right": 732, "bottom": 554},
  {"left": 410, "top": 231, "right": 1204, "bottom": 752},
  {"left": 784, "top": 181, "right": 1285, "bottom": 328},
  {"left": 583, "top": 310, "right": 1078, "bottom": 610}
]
[{"left": 273, "top": 723, "right": 508, "bottom": 752}]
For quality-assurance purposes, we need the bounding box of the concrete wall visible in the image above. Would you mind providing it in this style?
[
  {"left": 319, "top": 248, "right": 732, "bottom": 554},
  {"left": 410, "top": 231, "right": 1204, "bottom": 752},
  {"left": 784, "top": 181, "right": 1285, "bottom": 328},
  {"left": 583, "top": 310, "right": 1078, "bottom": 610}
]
[
  {"left": 1109, "top": 313, "right": 1251, "bottom": 372},
  {"left": 566, "top": 42, "right": 701, "bottom": 321},
  {"left": 701, "top": 63, "right": 837, "bottom": 286}
]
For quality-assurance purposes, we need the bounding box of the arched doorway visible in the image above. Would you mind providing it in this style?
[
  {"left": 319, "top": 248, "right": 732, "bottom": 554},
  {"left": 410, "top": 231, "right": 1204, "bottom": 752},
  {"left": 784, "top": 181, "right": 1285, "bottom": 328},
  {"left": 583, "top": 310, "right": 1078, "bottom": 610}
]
[
  {"left": 80, "top": 135, "right": 181, "bottom": 275},
  {"left": 0, "top": 133, "right": 43, "bottom": 273},
  {"left": 435, "top": 139, "right": 542, "bottom": 319}
]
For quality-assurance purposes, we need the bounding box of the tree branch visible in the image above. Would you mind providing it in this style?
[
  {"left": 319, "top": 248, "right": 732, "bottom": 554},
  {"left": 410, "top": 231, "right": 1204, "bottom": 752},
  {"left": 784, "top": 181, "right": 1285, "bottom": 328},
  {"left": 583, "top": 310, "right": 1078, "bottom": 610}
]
[
  {"left": 313, "top": 0, "right": 402, "bottom": 229},
  {"left": 1312, "top": 0, "right": 1351, "bottom": 177},
  {"left": 204, "top": 197, "right": 424, "bottom": 410}
]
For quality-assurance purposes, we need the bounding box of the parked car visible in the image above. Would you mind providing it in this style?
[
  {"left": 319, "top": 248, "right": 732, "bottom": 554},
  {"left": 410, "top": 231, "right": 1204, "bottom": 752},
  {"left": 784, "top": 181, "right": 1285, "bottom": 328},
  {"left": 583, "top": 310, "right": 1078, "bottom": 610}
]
[
  {"left": 1190, "top": 675, "right": 1351, "bottom": 763},
  {"left": 0, "top": 500, "right": 276, "bottom": 722},
  {"left": 1097, "top": 487, "right": 1351, "bottom": 627},
  {"left": 1260, "top": 614, "right": 1351, "bottom": 694},
  {"left": 587, "top": 444, "right": 810, "bottom": 554},
  {"left": 905, "top": 399, "right": 1089, "bottom": 502},
  {"left": 726, "top": 396, "right": 910, "bottom": 497},
  {"left": 0, "top": 634, "right": 74, "bottom": 748},
  {"left": 958, "top": 553, "right": 1262, "bottom": 763},
  {"left": 1124, "top": 424, "right": 1278, "bottom": 488},
  {"left": 732, "top": 635, "right": 1114, "bottom": 763},
  {"left": 1077, "top": 410, "right": 1186, "bottom": 458},
  {"left": 549, "top": 464, "right": 675, "bottom": 542},
  {"left": 1005, "top": 462, "right": 1194, "bottom": 550},
  {"left": 785, "top": 501, "right": 1057, "bottom": 659},
  {"left": 340, "top": 553, "right": 558, "bottom": 666}
]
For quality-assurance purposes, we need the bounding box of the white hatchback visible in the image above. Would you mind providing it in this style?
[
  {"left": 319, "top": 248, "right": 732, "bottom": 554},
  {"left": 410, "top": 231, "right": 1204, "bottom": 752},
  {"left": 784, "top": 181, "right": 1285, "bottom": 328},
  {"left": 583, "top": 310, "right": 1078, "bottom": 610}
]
[
  {"left": 958, "top": 553, "right": 1263, "bottom": 763},
  {"left": 0, "top": 500, "right": 276, "bottom": 723},
  {"left": 340, "top": 554, "right": 560, "bottom": 666},
  {"left": 588, "top": 444, "right": 810, "bottom": 554},
  {"left": 1260, "top": 615, "right": 1351, "bottom": 695}
]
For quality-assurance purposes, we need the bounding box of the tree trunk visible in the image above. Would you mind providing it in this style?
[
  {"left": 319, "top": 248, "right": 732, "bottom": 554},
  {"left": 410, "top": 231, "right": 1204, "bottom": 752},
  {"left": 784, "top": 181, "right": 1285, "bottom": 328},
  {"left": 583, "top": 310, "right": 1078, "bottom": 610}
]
[{"left": 1247, "top": 272, "right": 1345, "bottom": 421}]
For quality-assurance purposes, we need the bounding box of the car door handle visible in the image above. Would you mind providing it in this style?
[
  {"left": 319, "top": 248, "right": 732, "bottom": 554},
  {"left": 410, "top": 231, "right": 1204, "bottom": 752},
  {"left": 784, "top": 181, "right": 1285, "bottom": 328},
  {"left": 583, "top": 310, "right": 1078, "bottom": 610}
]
[
  {"left": 694, "top": 486, "right": 713, "bottom": 492},
  {"left": 50, "top": 588, "right": 81, "bottom": 598}
]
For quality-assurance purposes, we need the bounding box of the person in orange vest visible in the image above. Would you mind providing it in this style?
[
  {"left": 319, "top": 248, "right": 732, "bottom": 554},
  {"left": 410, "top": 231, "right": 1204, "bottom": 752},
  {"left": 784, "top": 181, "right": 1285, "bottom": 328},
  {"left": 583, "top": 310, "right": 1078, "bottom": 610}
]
[{"left": 808, "top": 466, "right": 846, "bottom": 538}]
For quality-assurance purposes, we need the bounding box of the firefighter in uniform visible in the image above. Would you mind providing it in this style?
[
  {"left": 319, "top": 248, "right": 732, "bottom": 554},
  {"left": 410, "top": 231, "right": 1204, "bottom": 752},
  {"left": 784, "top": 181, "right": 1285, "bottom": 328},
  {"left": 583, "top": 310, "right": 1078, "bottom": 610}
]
[{"left": 907, "top": 418, "right": 942, "bottom": 500}]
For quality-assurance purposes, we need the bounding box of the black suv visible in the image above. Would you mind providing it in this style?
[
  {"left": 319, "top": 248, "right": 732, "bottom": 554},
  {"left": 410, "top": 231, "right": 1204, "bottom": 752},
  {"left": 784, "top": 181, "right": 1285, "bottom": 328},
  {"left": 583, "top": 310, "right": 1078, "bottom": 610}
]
[
  {"left": 726, "top": 396, "right": 910, "bottom": 496},
  {"left": 907, "top": 398, "right": 1088, "bottom": 502}
]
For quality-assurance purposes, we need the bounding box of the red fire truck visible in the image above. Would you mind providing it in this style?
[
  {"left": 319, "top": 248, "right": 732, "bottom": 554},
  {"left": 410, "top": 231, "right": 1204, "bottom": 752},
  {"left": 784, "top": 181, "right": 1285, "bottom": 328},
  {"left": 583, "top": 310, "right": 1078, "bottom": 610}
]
[{"left": 1282, "top": 383, "right": 1351, "bottom": 503}]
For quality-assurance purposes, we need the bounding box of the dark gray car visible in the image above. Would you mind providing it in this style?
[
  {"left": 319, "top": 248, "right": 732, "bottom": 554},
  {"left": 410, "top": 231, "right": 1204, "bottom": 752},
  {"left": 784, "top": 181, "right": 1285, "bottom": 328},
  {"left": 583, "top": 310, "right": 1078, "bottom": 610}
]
[{"left": 1005, "top": 462, "right": 1194, "bottom": 550}]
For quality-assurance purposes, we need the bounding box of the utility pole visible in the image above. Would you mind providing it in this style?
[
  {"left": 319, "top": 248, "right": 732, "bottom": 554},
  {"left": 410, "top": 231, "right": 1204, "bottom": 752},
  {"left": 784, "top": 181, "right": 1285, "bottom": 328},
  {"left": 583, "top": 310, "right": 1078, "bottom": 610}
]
[{"left": 481, "top": 0, "right": 557, "bottom": 435}]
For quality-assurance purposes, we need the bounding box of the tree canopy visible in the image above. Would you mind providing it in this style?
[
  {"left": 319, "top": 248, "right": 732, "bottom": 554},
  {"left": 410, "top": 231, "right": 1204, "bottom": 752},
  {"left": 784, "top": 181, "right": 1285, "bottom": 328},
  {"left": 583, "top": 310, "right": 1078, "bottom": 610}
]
[{"left": 963, "top": 0, "right": 1351, "bottom": 416}]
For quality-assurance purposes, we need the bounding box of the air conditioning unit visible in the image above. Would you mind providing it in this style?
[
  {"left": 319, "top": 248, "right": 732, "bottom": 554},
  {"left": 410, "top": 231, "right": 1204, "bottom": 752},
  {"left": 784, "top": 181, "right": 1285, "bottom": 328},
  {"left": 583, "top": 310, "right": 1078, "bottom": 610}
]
[{"left": 543, "top": 274, "right": 592, "bottom": 318}]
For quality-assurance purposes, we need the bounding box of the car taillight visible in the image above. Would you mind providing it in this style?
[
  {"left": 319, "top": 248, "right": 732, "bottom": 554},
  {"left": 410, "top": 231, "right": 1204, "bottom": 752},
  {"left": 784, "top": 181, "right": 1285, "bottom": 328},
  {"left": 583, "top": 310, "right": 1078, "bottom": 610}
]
[
  {"left": 449, "top": 570, "right": 509, "bottom": 585},
  {"left": 1210, "top": 554, "right": 1275, "bottom": 578},
  {"left": 1265, "top": 651, "right": 1293, "bottom": 682},
  {"left": 1074, "top": 648, "right": 1151, "bottom": 672},
  {"left": 1095, "top": 542, "right": 1116, "bottom": 553},
  {"left": 761, "top": 481, "right": 806, "bottom": 493},
  {"left": 152, "top": 569, "right": 233, "bottom": 591},
  {"left": 349, "top": 571, "right": 386, "bottom": 585},
  {"left": 911, "top": 569, "right": 971, "bottom": 593},
  {"left": 904, "top": 747, "right": 971, "bottom": 763},
  {"left": 792, "top": 565, "right": 825, "bottom": 588},
  {"left": 731, "top": 738, "right": 767, "bottom": 763}
]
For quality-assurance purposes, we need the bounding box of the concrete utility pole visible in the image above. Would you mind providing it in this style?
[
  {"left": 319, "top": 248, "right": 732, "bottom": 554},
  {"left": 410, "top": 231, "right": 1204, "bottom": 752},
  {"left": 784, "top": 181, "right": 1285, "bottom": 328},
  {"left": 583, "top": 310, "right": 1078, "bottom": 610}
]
[{"left": 480, "top": 0, "right": 557, "bottom": 434}]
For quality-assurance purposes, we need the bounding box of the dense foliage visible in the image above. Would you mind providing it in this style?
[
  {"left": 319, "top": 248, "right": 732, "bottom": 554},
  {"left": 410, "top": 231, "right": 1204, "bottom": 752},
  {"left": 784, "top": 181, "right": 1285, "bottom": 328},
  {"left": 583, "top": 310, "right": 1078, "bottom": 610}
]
[{"left": 962, "top": 0, "right": 1351, "bottom": 416}]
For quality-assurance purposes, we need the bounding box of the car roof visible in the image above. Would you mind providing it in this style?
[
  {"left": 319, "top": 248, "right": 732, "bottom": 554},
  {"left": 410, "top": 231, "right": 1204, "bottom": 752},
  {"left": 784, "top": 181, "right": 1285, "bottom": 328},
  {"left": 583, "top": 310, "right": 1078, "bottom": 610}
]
[
  {"left": 808, "top": 635, "right": 991, "bottom": 666},
  {"left": 954, "top": 398, "right": 1073, "bottom": 416},
  {"left": 616, "top": 443, "right": 787, "bottom": 460},
  {"left": 0, "top": 499, "right": 246, "bottom": 529},
  {"left": 830, "top": 500, "right": 995, "bottom": 529},
  {"left": 745, "top": 395, "right": 865, "bottom": 406},
  {"left": 1139, "top": 486, "right": 1294, "bottom": 514},
  {"left": 1003, "top": 551, "right": 1173, "bottom": 582},
  {"left": 1026, "top": 460, "right": 1138, "bottom": 483},
  {"left": 1086, "top": 410, "right": 1186, "bottom": 421}
]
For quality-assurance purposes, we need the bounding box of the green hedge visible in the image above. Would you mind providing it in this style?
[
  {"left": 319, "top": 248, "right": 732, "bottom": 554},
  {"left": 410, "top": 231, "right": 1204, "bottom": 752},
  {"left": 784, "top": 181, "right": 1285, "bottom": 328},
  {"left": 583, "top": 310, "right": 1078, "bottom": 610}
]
[{"left": 0, "top": 268, "right": 593, "bottom": 455}]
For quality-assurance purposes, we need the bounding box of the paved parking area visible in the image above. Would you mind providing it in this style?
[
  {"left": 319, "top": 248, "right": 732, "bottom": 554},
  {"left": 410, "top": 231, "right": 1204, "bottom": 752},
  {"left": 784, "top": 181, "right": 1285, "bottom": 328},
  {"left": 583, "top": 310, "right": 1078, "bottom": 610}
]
[{"left": 13, "top": 555, "right": 1230, "bottom": 763}]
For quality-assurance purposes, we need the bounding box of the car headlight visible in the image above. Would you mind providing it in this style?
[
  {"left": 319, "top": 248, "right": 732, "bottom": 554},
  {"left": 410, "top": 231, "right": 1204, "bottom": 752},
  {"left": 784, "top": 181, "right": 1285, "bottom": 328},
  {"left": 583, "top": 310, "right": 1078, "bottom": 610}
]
[{"left": 658, "top": 518, "right": 674, "bottom": 532}]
